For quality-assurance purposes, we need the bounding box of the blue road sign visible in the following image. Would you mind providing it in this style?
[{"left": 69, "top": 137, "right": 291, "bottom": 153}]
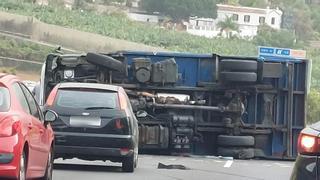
[{"left": 258, "top": 46, "right": 306, "bottom": 61}]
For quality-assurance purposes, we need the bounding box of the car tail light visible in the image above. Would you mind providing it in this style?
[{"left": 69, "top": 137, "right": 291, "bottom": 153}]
[
  {"left": 298, "top": 133, "right": 320, "bottom": 154},
  {"left": 0, "top": 119, "right": 20, "bottom": 137},
  {"left": 120, "top": 148, "right": 130, "bottom": 156},
  {"left": 115, "top": 119, "right": 124, "bottom": 129},
  {"left": 112, "top": 118, "right": 129, "bottom": 135},
  {"left": 46, "top": 86, "right": 59, "bottom": 106},
  {"left": 118, "top": 92, "right": 127, "bottom": 110}
]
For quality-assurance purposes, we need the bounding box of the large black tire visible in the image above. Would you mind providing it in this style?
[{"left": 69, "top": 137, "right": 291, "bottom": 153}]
[
  {"left": 86, "top": 53, "right": 125, "bottom": 73},
  {"left": 220, "top": 72, "right": 257, "bottom": 82},
  {"left": 217, "top": 135, "right": 255, "bottom": 147},
  {"left": 41, "top": 148, "right": 53, "bottom": 180},
  {"left": 217, "top": 147, "right": 254, "bottom": 159},
  {"left": 220, "top": 59, "right": 258, "bottom": 72},
  {"left": 122, "top": 155, "right": 134, "bottom": 173}
]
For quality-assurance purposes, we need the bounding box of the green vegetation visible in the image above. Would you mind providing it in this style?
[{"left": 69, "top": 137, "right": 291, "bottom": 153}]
[
  {"left": 0, "top": 35, "right": 52, "bottom": 71},
  {"left": 0, "top": 36, "right": 51, "bottom": 61},
  {"left": 2, "top": 0, "right": 320, "bottom": 123},
  {"left": 217, "top": 16, "right": 239, "bottom": 38},
  {"left": 140, "top": 0, "right": 218, "bottom": 21},
  {"left": 307, "top": 89, "right": 320, "bottom": 124},
  {"left": 0, "top": 0, "right": 257, "bottom": 56},
  {"left": 253, "top": 25, "right": 297, "bottom": 48}
]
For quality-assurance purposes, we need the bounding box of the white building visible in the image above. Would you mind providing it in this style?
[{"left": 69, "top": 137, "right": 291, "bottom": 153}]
[
  {"left": 131, "top": 0, "right": 141, "bottom": 8},
  {"left": 186, "top": 4, "right": 283, "bottom": 38},
  {"left": 127, "top": 12, "right": 164, "bottom": 23},
  {"left": 63, "top": 0, "right": 74, "bottom": 10},
  {"left": 36, "top": 0, "right": 49, "bottom": 6}
]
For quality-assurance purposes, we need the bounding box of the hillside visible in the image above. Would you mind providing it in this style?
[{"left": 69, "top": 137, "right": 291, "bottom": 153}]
[{"left": 0, "top": 0, "right": 257, "bottom": 56}]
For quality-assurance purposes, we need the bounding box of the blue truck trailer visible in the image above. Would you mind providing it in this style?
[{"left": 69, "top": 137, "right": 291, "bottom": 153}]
[{"left": 39, "top": 47, "right": 310, "bottom": 159}]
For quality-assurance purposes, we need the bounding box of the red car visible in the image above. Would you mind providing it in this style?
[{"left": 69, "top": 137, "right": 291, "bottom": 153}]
[{"left": 0, "top": 74, "right": 57, "bottom": 180}]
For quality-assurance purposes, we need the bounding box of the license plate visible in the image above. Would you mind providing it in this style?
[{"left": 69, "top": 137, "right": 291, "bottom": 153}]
[{"left": 70, "top": 116, "right": 101, "bottom": 127}]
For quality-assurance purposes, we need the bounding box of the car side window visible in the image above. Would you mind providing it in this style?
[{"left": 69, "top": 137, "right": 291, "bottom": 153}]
[
  {"left": 12, "top": 83, "right": 30, "bottom": 114},
  {"left": 20, "top": 83, "right": 41, "bottom": 119}
]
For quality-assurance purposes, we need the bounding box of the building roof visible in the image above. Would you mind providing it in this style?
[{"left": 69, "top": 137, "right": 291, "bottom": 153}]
[{"left": 217, "top": 4, "right": 270, "bottom": 14}]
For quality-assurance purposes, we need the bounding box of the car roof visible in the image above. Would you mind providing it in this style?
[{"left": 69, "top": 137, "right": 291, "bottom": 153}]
[
  {"left": 58, "top": 82, "right": 120, "bottom": 92},
  {"left": 0, "top": 74, "right": 20, "bottom": 86}
]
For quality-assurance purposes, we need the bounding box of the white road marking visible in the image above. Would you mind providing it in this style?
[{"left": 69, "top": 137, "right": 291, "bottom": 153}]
[
  {"left": 224, "top": 160, "right": 233, "bottom": 168},
  {"left": 169, "top": 158, "right": 177, "bottom": 161},
  {"left": 214, "top": 160, "right": 223, "bottom": 163},
  {"left": 274, "top": 163, "right": 292, "bottom": 168}
]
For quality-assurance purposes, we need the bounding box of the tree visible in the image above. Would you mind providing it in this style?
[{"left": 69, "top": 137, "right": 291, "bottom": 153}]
[
  {"left": 217, "top": 16, "right": 239, "bottom": 38},
  {"left": 311, "top": 7, "right": 320, "bottom": 36},
  {"left": 292, "top": 8, "right": 313, "bottom": 41},
  {"left": 74, "top": 0, "right": 86, "bottom": 9},
  {"left": 239, "top": 0, "right": 267, "bottom": 8},
  {"left": 307, "top": 89, "right": 320, "bottom": 124},
  {"left": 140, "top": 0, "right": 218, "bottom": 21},
  {"left": 269, "top": 0, "right": 313, "bottom": 42},
  {"left": 254, "top": 24, "right": 296, "bottom": 48},
  {"left": 219, "top": 0, "right": 239, "bottom": 5}
]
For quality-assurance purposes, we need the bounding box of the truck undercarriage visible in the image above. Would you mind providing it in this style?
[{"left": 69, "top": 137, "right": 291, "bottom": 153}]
[{"left": 39, "top": 51, "right": 309, "bottom": 159}]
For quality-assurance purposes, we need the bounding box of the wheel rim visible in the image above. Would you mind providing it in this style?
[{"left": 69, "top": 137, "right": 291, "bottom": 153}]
[
  {"left": 19, "top": 153, "right": 26, "bottom": 180},
  {"left": 47, "top": 151, "right": 53, "bottom": 180}
]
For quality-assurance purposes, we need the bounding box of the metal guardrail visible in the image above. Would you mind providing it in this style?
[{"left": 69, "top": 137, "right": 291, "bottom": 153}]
[
  {"left": 0, "top": 56, "right": 42, "bottom": 65},
  {"left": 0, "top": 30, "right": 31, "bottom": 39}
]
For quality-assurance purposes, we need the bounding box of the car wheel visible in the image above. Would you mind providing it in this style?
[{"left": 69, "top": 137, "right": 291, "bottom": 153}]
[
  {"left": 41, "top": 148, "right": 53, "bottom": 180},
  {"left": 134, "top": 153, "right": 138, "bottom": 168},
  {"left": 19, "top": 151, "right": 26, "bottom": 180},
  {"left": 217, "top": 135, "right": 255, "bottom": 147},
  {"left": 217, "top": 147, "right": 254, "bottom": 159},
  {"left": 220, "top": 59, "right": 258, "bottom": 72},
  {"left": 122, "top": 155, "right": 134, "bottom": 173}
]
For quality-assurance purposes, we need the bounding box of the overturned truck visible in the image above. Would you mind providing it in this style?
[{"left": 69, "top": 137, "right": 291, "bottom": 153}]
[{"left": 39, "top": 50, "right": 310, "bottom": 159}]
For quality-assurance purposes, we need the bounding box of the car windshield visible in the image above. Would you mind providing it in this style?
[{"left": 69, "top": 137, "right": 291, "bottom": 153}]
[
  {"left": 0, "top": 87, "right": 10, "bottom": 112},
  {"left": 55, "top": 89, "right": 118, "bottom": 109}
]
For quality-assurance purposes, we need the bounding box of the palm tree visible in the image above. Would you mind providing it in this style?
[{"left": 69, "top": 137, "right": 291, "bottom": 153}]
[{"left": 217, "top": 16, "right": 239, "bottom": 38}]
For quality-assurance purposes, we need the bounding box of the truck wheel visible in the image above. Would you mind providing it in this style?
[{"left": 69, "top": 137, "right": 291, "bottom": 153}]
[
  {"left": 220, "top": 72, "right": 257, "bottom": 82},
  {"left": 86, "top": 53, "right": 125, "bottom": 73},
  {"left": 122, "top": 155, "right": 134, "bottom": 173},
  {"left": 220, "top": 59, "right": 258, "bottom": 72},
  {"left": 217, "top": 135, "right": 255, "bottom": 147},
  {"left": 217, "top": 147, "right": 254, "bottom": 159}
]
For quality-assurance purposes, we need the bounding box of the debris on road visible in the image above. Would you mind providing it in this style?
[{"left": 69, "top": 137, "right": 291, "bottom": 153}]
[
  {"left": 157, "top": 163, "right": 190, "bottom": 170},
  {"left": 189, "top": 155, "right": 234, "bottom": 161}
]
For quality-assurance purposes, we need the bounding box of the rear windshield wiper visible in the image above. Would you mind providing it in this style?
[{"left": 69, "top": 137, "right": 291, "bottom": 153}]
[{"left": 85, "top": 107, "right": 114, "bottom": 110}]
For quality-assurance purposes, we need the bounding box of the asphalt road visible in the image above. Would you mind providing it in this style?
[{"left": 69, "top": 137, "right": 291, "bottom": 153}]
[{"left": 53, "top": 155, "right": 294, "bottom": 180}]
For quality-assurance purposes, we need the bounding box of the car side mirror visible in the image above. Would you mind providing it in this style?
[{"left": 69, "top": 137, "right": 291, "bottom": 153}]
[{"left": 44, "top": 110, "right": 58, "bottom": 122}]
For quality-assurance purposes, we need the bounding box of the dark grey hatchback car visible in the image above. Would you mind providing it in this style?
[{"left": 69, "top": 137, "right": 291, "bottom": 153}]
[
  {"left": 291, "top": 122, "right": 320, "bottom": 180},
  {"left": 45, "top": 82, "right": 139, "bottom": 172}
]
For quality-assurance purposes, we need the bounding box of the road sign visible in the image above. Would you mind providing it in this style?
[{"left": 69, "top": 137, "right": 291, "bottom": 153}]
[{"left": 258, "top": 46, "right": 306, "bottom": 60}]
